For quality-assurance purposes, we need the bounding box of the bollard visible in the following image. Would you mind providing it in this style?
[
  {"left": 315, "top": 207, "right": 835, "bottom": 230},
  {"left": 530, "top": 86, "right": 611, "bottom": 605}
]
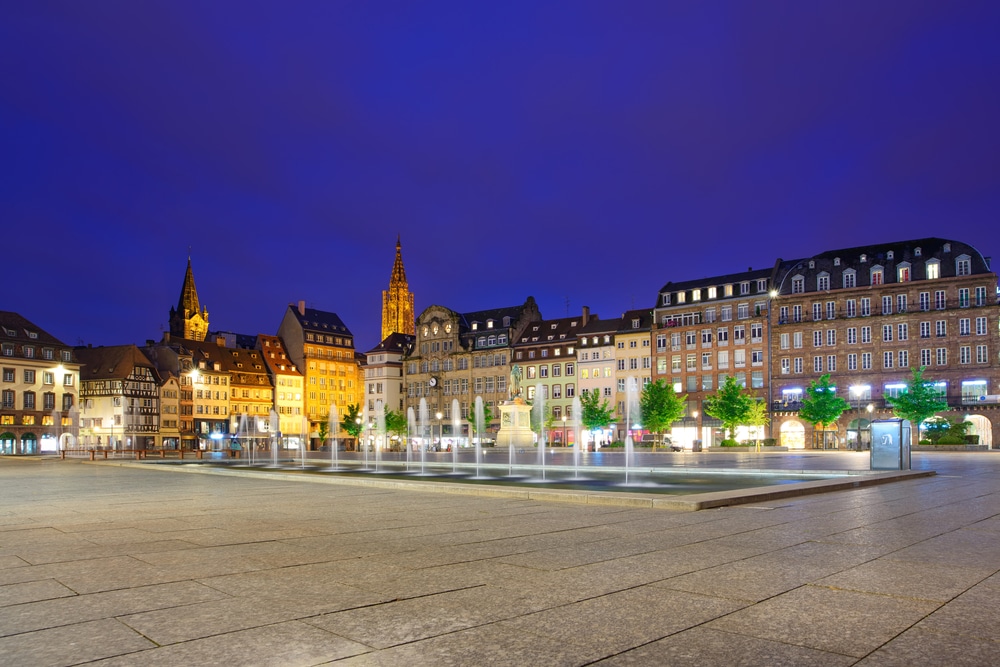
[
  {"left": 89, "top": 450, "right": 96, "bottom": 461},
  {"left": 179, "top": 450, "right": 184, "bottom": 460}
]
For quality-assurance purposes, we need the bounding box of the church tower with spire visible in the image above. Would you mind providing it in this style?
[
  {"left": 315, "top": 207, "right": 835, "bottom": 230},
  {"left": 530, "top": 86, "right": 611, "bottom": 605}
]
[
  {"left": 169, "top": 258, "right": 209, "bottom": 341},
  {"left": 381, "top": 236, "right": 415, "bottom": 340}
]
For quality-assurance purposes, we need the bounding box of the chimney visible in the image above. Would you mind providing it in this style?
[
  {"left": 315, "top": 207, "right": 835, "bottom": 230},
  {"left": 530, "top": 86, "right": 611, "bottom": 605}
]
[
  {"left": 582, "top": 306, "right": 590, "bottom": 326},
  {"left": 298, "top": 300, "right": 306, "bottom": 316}
]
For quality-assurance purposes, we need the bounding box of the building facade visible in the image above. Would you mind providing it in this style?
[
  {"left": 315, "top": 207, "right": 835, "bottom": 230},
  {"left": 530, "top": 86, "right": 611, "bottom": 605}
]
[
  {"left": 77, "top": 345, "right": 161, "bottom": 450},
  {"left": 770, "top": 238, "right": 1000, "bottom": 448},
  {"left": 278, "top": 301, "right": 359, "bottom": 445},
  {"left": 0, "top": 312, "right": 80, "bottom": 454},
  {"left": 257, "top": 334, "right": 306, "bottom": 450},
  {"left": 365, "top": 332, "right": 413, "bottom": 416},
  {"left": 652, "top": 264, "right": 782, "bottom": 448},
  {"left": 404, "top": 297, "right": 541, "bottom": 440},
  {"left": 510, "top": 309, "right": 591, "bottom": 444},
  {"left": 614, "top": 309, "right": 654, "bottom": 442},
  {"left": 225, "top": 345, "right": 274, "bottom": 452},
  {"left": 577, "top": 316, "right": 618, "bottom": 446}
]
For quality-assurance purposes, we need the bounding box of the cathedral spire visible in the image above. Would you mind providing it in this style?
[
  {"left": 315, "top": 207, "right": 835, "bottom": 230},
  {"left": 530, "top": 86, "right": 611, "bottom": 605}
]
[
  {"left": 177, "top": 257, "right": 201, "bottom": 314},
  {"left": 381, "top": 236, "right": 415, "bottom": 340},
  {"left": 169, "top": 257, "right": 209, "bottom": 341}
]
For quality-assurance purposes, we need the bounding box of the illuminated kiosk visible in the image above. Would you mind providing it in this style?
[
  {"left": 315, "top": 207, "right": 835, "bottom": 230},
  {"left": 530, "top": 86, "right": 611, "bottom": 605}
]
[
  {"left": 497, "top": 397, "right": 535, "bottom": 449},
  {"left": 870, "top": 418, "right": 911, "bottom": 470}
]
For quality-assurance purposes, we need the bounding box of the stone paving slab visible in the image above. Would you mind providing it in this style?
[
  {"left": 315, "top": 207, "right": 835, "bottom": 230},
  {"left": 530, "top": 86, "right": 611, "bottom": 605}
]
[{"left": 0, "top": 453, "right": 998, "bottom": 665}]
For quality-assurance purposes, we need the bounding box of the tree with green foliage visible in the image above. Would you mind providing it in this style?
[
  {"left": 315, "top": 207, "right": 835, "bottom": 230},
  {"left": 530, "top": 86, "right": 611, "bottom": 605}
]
[
  {"left": 384, "top": 410, "right": 408, "bottom": 447},
  {"left": 703, "top": 376, "right": 754, "bottom": 443},
  {"left": 466, "top": 403, "right": 494, "bottom": 442},
  {"left": 580, "top": 389, "right": 614, "bottom": 444},
  {"left": 799, "top": 374, "right": 851, "bottom": 448},
  {"left": 340, "top": 404, "right": 363, "bottom": 450},
  {"left": 886, "top": 367, "right": 949, "bottom": 442},
  {"left": 639, "top": 379, "right": 686, "bottom": 451},
  {"left": 316, "top": 421, "right": 328, "bottom": 451},
  {"left": 745, "top": 399, "right": 770, "bottom": 444}
]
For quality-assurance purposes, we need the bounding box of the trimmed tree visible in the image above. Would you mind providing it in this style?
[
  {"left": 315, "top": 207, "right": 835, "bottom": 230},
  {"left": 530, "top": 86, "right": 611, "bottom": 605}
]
[
  {"left": 340, "top": 403, "right": 363, "bottom": 450},
  {"left": 580, "top": 389, "right": 614, "bottom": 445},
  {"left": 639, "top": 379, "right": 687, "bottom": 451},
  {"left": 703, "top": 376, "right": 754, "bottom": 444},
  {"left": 466, "top": 403, "right": 494, "bottom": 443},
  {"left": 798, "top": 374, "right": 850, "bottom": 448},
  {"left": 886, "top": 366, "right": 949, "bottom": 442},
  {"left": 745, "top": 399, "right": 770, "bottom": 444},
  {"left": 316, "top": 421, "right": 328, "bottom": 451},
  {"left": 384, "top": 409, "right": 408, "bottom": 449}
]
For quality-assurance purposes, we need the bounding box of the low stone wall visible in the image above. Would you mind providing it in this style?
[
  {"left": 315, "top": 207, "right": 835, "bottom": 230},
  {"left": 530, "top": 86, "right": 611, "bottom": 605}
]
[
  {"left": 912, "top": 444, "right": 993, "bottom": 451},
  {"left": 705, "top": 446, "right": 790, "bottom": 452}
]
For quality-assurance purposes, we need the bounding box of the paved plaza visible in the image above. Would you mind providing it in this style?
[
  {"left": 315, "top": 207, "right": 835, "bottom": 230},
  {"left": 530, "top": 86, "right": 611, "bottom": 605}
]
[{"left": 1, "top": 453, "right": 999, "bottom": 666}]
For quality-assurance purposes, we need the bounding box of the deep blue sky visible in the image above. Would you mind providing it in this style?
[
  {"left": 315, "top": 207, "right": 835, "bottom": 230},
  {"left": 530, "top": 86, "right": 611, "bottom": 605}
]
[{"left": 3, "top": 1, "right": 999, "bottom": 352}]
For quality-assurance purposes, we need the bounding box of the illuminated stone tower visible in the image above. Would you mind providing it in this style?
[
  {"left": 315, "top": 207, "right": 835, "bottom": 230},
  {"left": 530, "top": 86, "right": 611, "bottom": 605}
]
[
  {"left": 169, "top": 257, "right": 209, "bottom": 341},
  {"left": 381, "top": 235, "right": 415, "bottom": 340}
]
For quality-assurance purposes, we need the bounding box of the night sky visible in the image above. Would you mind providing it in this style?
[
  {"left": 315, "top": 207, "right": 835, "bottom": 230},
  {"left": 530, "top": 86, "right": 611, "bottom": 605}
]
[{"left": 4, "top": 1, "right": 999, "bottom": 352}]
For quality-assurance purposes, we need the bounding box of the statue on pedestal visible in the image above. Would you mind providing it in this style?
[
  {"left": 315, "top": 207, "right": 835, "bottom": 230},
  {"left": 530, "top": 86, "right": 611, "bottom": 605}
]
[{"left": 509, "top": 364, "right": 522, "bottom": 400}]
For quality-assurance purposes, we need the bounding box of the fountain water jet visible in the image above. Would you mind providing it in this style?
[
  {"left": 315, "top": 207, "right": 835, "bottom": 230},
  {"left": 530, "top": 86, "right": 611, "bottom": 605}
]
[
  {"left": 269, "top": 409, "right": 279, "bottom": 467},
  {"left": 328, "top": 404, "right": 340, "bottom": 469},
  {"left": 451, "top": 399, "right": 461, "bottom": 473},
  {"left": 406, "top": 407, "right": 416, "bottom": 472},
  {"left": 534, "top": 383, "right": 546, "bottom": 479},
  {"left": 474, "top": 396, "right": 484, "bottom": 477},
  {"left": 418, "top": 398, "right": 429, "bottom": 475},
  {"left": 375, "top": 401, "right": 386, "bottom": 472}
]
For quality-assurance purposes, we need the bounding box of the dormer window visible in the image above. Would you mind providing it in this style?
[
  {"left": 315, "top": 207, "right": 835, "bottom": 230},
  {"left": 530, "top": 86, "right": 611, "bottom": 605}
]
[
  {"left": 632, "top": 319, "right": 640, "bottom": 328},
  {"left": 897, "top": 262, "right": 911, "bottom": 282},
  {"left": 860, "top": 254, "right": 867, "bottom": 263},
  {"left": 870, "top": 266, "right": 884, "bottom": 286},
  {"left": 691, "top": 289, "right": 701, "bottom": 302},
  {"left": 843, "top": 269, "right": 857, "bottom": 289},
  {"left": 676, "top": 292, "right": 686, "bottom": 304},
  {"left": 471, "top": 322, "right": 478, "bottom": 331},
  {"left": 817, "top": 272, "right": 830, "bottom": 291},
  {"left": 956, "top": 254, "right": 972, "bottom": 276},
  {"left": 707, "top": 287, "right": 717, "bottom": 299},
  {"left": 724, "top": 284, "right": 733, "bottom": 297},
  {"left": 943, "top": 243, "right": 951, "bottom": 253},
  {"left": 661, "top": 293, "right": 671, "bottom": 306},
  {"left": 791, "top": 275, "right": 805, "bottom": 294},
  {"left": 808, "top": 260, "right": 815, "bottom": 269},
  {"left": 887, "top": 250, "right": 894, "bottom": 260},
  {"left": 757, "top": 279, "right": 767, "bottom": 292},
  {"left": 487, "top": 320, "right": 494, "bottom": 329},
  {"left": 503, "top": 317, "right": 511, "bottom": 327},
  {"left": 914, "top": 247, "right": 922, "bottom": 257},
  {"left": 834, "top": 257, "right": 841, "bottom": 266},
  {"left": 926, "top": 259, "right": 941, "bottom": 280},
  {"left": 740, "top": 282, "right": 750, "bottom": 295}
]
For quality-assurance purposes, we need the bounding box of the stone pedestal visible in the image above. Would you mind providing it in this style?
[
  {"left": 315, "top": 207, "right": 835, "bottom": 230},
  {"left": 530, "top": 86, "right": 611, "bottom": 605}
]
[{"left": 496, "top": 399, "right": 535, "bottom": 449}]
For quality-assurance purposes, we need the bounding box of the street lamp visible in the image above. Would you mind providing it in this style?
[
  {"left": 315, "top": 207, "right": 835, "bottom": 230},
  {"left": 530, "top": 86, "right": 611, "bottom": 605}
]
[
  {"left": 562, "top": 414, "right": 567, "bottom": 447},
  {"left": 355, "top": 416, "right": 362, "bottom": 453}
]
